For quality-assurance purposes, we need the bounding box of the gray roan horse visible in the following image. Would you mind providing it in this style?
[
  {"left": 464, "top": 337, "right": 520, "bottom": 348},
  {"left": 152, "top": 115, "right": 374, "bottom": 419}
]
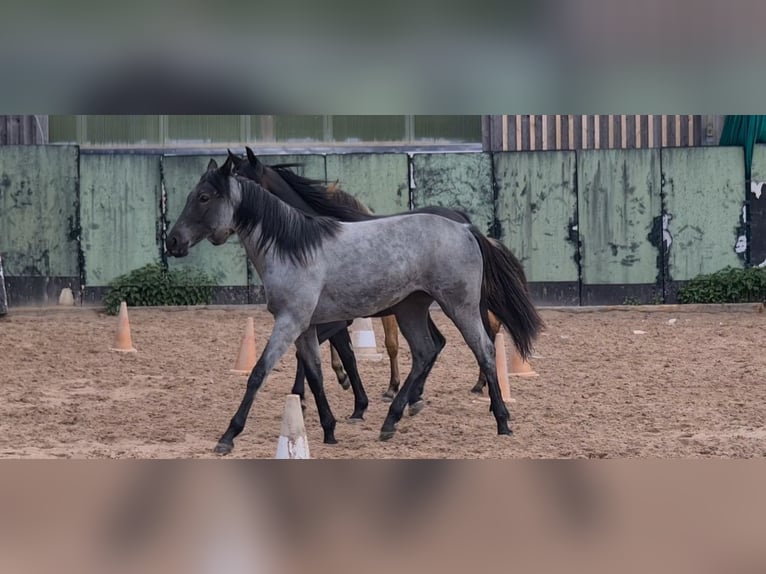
[
  {"left": 230, "top": 147, "right": 505, "bottom": 403},
  {"left": 166, "top": 155, "right": 543, "bottom": 454}
]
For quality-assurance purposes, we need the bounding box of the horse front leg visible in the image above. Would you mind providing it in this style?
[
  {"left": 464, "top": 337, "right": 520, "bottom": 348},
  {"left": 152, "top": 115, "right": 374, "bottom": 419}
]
[
  {"left": 381, "top": 315, "right": 401, "bottom": 401},
  {"left": 295, "top": 327, "right": 338, "bottom": 445},
  {"left": 214, "top": 314, "right": 307, "bottom": 455},
  {"left": 328, "top": 327, "right": 369, "bottom": 420},
  {"left": 290, "top": 356, "right": 308, "bottom": 410}
]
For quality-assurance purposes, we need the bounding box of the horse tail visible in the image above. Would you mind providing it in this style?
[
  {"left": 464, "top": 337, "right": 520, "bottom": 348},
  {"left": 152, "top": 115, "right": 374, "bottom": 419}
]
[{"left": 467, "top": 226, "right": 544, "bottom": 360}]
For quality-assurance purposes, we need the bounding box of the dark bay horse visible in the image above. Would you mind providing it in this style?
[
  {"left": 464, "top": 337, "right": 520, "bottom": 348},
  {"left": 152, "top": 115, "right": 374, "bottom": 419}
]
[
  {"left": 232, "top": 147, "right": 505, "bottom": 397},
  {"left": 166, "top": 156, "right": 543, "bottom": 454}
]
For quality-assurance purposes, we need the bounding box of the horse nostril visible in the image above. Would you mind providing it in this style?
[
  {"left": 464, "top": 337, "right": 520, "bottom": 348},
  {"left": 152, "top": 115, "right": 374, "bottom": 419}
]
[{"left": 167, "top": 235, "right": 178, "bottom": 250}]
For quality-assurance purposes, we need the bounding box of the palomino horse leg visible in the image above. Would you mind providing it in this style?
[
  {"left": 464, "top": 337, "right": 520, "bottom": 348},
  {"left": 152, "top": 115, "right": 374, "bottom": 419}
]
[
  {"left": 379, "top": 294, "right": 442, "bottom": 441},
  {"left": 294, "top": 326, "right": 338, "bottom": 445},
  {"left": 215, "top": 314, "right": 308, "bottom": 455},
  {"left": 329, "top": 344, "right": 350, "bottom": 390},
  {"left": 470, "top": 310, "right": 503, "bottom": 394},
  {"left": 405, "top": 314, "right": 446, "bottom": 417},
  {"left": 381, "top": 315, "right": 401, "bottom": 401},
  {"left": 327, "top": 327, "right": 369, "bottom": 420},
  {"left": 439, "top": 302, "right": 511, "bottom": 436}
]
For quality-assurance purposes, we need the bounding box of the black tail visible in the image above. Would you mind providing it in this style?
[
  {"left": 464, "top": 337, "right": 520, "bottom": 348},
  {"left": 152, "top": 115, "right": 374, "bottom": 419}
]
[{"left": 468, "top": 227, "right": 544, "bottom": 360}]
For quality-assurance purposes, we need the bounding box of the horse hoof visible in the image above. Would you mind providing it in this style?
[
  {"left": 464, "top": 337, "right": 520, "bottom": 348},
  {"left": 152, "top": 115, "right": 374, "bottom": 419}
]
[
  {"left": 498, "top": 427, "right": 513, "bottom": 437},
  {"left": 408, "top": 400, "right": 425, "bottom": 417},
  {"left": 213, "top": 441, "right": 233, "bottom": 455},
  {"left": 339, "top": 376, "right": 351, "bottom": 391},
  {"left": 381, "top": 391, "right": 395, "bottom": 403},
  {"left": 379, "top": 429, "right": 396, "bottom": 441},
  {"left": 324, "top": 434, "right": 338, "bottom": 445},
  {"left": 470, "top": 385, "right": 484, "bottom": 395},
  {"left": 346, "top": 415, "right": 364, "bottom": 424}
]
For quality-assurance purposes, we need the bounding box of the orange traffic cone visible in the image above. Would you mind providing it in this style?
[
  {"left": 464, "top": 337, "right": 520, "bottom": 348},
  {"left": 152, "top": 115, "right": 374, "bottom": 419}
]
[
  {"left": 479, "top": 331, "right": 516, "bottom": 405},
  {"left": 509, "top": 342, "right": 538, "bottom": 378},
  {"left": 231, "top": 317, "right": 257, "bottom": 374},
  {"left": 110, "top": 301, "right": 136, "bottom": 353}
]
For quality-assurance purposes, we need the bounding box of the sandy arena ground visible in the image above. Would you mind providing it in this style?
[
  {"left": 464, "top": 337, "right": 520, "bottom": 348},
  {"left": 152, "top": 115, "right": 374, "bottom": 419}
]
[{"left": 0, "top": 306, "right": 764, "bottom": 458}]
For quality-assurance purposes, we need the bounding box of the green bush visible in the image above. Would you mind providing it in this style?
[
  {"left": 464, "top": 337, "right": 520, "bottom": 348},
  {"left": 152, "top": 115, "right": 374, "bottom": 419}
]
[
  {"left": 678, "top": 266, "right": 766, "bottom": 304},
  {"left": 103, "top": 263, "right": 216, "bottom": 315}
]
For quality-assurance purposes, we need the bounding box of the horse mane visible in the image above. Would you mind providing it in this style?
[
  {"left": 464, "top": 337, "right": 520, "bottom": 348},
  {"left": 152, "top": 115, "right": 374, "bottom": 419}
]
[
  {"left": 269, "top": 165, "right": 375, "bottom": 222},
  {"left": 233, "top": 177, "right": 341, "bottom": 265}
]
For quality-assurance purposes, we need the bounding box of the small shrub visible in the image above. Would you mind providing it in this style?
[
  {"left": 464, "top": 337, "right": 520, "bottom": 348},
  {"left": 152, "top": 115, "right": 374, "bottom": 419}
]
[
  {"left": 103, "top": 263, "right": 216, "bottom": 315},
  {"left": 677, "top": 266, "right": 766, "bottom": 304}
]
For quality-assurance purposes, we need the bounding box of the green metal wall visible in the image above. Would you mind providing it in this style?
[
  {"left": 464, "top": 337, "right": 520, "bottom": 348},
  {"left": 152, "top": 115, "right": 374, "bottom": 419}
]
[
  {"left": 0, "top": 145, "right": 79, "bottom": 303},
  {"left": 325, "top": 154, "right": 409, "bottom": 215},
  {"left": 494, "top": 151, "right": 579, "bottom": 304},
  {"left": 80, "top": 154, "right": 161, "bottom": 287},
  {"left": 0, "top": 145, "right": 754, "bottom": 306},
  {"left": 411, "top": 153, "right": 494, "bottom": 235},
  {"left": 578, "top": 149, "right": 662, "bottom": 303},
  {"left": 662, "top": 147, "right": 745, "bottom": 282}
]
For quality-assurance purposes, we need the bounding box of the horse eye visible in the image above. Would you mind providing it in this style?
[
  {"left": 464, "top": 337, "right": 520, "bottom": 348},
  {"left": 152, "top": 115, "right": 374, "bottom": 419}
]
[{"left": 199, "top": 194, "right": 210, "bottom": 204}]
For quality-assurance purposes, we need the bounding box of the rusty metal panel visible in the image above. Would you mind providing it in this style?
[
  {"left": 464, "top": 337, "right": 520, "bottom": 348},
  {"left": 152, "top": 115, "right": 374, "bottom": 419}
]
[
  {"left": 411, "top": 152, "right": 493, "bottom": 234},
  {"left": 80, "top": 154, "right": 161, "bottom": 286},
  {"left": 747, "top": 144, "right": 766, "bottom": 268},
  {"left": 662, "top": 147, "right": 745, "bottom": 281},
  {"left": 325, "top": 153, "right": 409, "bottom": 215},
  {"left": 494, "top": 150, "right": 578, "bottom": 284},
  {"left": 578, "top": 149, "right": 662, "bottom": 302},
  {"left": 0, "top": 145, "right": 79, "bottom": 285},
  {"left": 162, "top": 154, "right": 248, "bottom": 289}
]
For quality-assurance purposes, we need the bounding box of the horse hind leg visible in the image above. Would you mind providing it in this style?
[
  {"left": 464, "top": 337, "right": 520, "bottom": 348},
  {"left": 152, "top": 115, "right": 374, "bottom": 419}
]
[
  {"left": 439, "top": 302, "right": 512, "bottom": 436},
  {"left": 379, "top": 295, "right": 441, "bottom": 441},
  {"left": 381, "top": 315, "right": 401, "bottom": 401},
  {"left": 405, "top": 314, "right": 446, "bottom": 417},
  {"left": 470, "top": 310, "right": 502, "bottom": 395}
]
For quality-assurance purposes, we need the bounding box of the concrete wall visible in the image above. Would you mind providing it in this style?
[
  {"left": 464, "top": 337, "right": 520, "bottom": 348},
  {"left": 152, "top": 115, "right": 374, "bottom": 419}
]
[{"left": 0, "top": 145, "right": 753, "bottom": 306}]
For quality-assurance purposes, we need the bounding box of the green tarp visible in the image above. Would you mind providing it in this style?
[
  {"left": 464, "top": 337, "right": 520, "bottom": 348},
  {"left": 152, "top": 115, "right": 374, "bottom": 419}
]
[{"left": 719, "top": 115, "right": 766, "bottom": 178}]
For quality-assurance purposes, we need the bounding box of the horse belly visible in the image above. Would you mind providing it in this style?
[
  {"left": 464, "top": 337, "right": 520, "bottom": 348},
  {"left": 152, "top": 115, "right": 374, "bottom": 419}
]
[{"left": 311, "top": 257, "right": 421, "bottom": 324}]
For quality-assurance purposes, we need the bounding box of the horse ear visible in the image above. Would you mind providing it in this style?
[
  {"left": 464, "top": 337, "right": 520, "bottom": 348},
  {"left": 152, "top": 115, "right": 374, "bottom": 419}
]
[
  {"left": 246, "top": 146, "right": 265, "bottom": 179},
  {"left": 207, "top": 158, "right": 218, "bottom": 172},
  {"left": 220, "top": 154, "right": 234, "bottom": 176},
  {"left": 227, "top": 149, "right": 242, "bottom": 167}
]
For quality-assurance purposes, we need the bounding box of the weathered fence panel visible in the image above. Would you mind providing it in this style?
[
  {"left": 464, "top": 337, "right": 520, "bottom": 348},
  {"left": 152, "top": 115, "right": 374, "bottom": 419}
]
[
  {"left": 494, "top": 150, "right": 579, "bottom": 305},
  {"left": 662, "top": 147, "right": 745, "bottom": 299},
  {"left": 162, "top": 154, "right": 249, "bottom": 303},
  {"left": 80, "top": 154, "right": 161, "bottom": 298},
  {"left": 325, "top": 154, "right": 409, "bottom": 215},
  {"left": 0, "top": 145, "right": 80, "bottom": 304},
  {"left": 411, "top": 153, "right": 494, "bottom": 235},
  {"left": 578, "top": 149, "right": 662, "bottom": 304}
]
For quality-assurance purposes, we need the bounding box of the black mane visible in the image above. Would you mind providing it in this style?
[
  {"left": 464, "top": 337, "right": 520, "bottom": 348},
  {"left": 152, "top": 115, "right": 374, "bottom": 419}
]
[
  {"left": 269, "top": 166, "right": 375, "bottom": 222},
  {"left": 269, "top": 165, "right": 475, "bottom": 227},
  {"left": 232, "top": 177, "right": 342, "bottom": 265}
]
